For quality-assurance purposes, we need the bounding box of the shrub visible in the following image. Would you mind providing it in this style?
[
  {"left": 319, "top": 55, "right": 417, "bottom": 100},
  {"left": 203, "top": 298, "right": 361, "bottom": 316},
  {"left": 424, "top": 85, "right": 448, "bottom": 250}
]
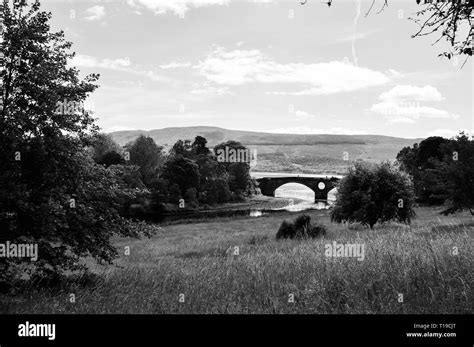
[
  {"left": 97, "top": 150, "right": 125, "bottom": 167},
  {"left": 276, "top": 214, "right": 327, "bottom": 239},
  {"left": 184, "top": 188, "right": 199, "bottom": 208},
  {"left": 330, "top": 161, "right": 416, "bottom": 229}
]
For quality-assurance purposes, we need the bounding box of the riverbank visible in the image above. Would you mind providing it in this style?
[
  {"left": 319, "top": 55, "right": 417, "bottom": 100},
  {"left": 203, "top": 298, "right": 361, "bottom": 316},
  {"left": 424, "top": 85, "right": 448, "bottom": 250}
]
[
  {"left": 159, "top": 195, "right": 309, "bottom": 225},
  {"left": 192, "top": 195, "right": 306, "bottom": 212}
]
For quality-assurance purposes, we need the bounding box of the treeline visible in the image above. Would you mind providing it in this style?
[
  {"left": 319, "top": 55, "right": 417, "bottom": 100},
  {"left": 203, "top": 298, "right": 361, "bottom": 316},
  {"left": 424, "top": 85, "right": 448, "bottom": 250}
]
[
  {"left": 396, "top": 132, "right": 474, "bottom": 215},
  {"left": 90, "top": 134, "right": 257, "bottom": 221}
]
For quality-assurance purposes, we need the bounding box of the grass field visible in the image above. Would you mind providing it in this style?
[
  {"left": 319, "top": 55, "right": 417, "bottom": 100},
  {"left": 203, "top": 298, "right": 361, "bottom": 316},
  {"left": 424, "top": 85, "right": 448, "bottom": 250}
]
[{"left": 1, "top": 206, "right": 473, "bottom": 314}]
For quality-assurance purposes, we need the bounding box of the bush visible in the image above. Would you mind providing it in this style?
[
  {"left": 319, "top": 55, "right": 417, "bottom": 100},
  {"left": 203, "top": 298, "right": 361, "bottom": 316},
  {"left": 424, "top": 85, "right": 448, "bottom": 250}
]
[
  {"left": 276, "top": 215, "right": 327, "bottom": 240},
  {"left": 330, "top": 161, "right": 416, "bottom": 229},
  {"left": 184, "top": 187, "right": 199, "bottom": 208},
  {"left": 97, "top": 150, "right": 125, "bottom": 167}
]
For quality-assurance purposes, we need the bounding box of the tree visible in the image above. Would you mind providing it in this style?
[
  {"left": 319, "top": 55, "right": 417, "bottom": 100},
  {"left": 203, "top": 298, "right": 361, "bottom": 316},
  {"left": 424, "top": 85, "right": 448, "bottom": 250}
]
[
  {"left": 170, "top": 139, "right": 193, "bottom": 158},
  {"left": 126, "top": 135, "right": 164, "bottom": 187},
  {"left": 191, "top": 135, "right": 210, "bottom": 156},
  {"left": 90, "top": 133, "right": 122, "bottom": 164},
  {"left": 412, "top": 0, "right": 473, "bottom": 61},
  {"left": 396, "top": 136, "right": 450, "bottom": 204},
  {"left": 0, "top": 0, "right": 152, "bottom": 286},
  {"left": 196, "top": 154, "right": 220, "bottom": 186},
  {"left": 214, "top": 140, "right": 253, "bottom": 195},
  {"left": 200, "top": 178, "right": 232, "bottom": 205},
  {"left": 331, "top": 161, "right": 416, "bottom": 229},
  {"left": 396, "top": 143, "right": 418, "bottom": 175},
  {"left": 228, "top": 162, "right": 251, "bottom": 194},
  {"left": 432, "top": 132, "right": 474, "bottom": 215},
  {"left": 97, "top": 150, "right": 125, "bottom": 167},
  {"left": 162, "top": 155, "right": 200, "bottom": 196}
]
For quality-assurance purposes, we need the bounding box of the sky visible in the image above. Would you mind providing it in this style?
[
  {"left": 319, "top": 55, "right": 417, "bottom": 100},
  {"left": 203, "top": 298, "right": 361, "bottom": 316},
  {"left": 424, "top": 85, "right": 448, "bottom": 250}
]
[{"left": 40, "top": 0, "right": 473, "bottom": 138}]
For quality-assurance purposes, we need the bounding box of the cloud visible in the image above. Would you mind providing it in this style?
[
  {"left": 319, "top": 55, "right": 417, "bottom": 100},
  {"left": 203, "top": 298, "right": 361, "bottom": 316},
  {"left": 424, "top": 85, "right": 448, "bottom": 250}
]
[
  {"left": 160, "top": 62, "right": 192, "bottom": 69},
  {"left": 370, "top": 84, "right": 458, "bottom": 123},
  {"left": 70, "top": 55, "right": 168, "bottom": 82},
  {"left": 379, "top": 85, "right": 444, "bottom": 103},
  {"left": 292, "top": 110, "right": 316, "bottom": 121},
  {"left": 427, "top": 129, "right": 468, "bottom": 138},
  {"left": 126, "top": 0, "right": 230, "bottom": 17},
  {"left": 371, "top": 102, "right": 456, "bottom": 119},
  {"left": 190, "top": 85, "right": 232, "bottom": 96},
  {"left": 195, "top": 46, "right": 390, "bottom": 95},
  {"left": 84, "top": 6, "right": 106, "bottom": 21},
  {"left": 270, "top": 127, "right": 366, "bottom": 135}
]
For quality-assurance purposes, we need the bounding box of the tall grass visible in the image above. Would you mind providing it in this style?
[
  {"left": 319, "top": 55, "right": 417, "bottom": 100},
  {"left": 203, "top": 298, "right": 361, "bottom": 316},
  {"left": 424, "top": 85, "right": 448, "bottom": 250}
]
[{"left": 1, "top": 207, "right": 472, "bottom": 314}]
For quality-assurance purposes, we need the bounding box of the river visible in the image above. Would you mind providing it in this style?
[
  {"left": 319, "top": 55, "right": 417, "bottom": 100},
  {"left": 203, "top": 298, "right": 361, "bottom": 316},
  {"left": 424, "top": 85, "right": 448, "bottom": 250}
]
[{"left": 161, "top": 172, "right": 339, "bottom": 222}]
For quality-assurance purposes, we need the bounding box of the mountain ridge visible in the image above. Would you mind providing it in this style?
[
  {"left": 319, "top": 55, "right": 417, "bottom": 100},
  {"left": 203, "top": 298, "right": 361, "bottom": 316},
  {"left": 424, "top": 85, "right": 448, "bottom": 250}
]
[
  {"left": 109, "top": 126, "right": 423, "bottom": 175},
  {"left": 109, "top": 126, "right": 423, "bottom": 147}
]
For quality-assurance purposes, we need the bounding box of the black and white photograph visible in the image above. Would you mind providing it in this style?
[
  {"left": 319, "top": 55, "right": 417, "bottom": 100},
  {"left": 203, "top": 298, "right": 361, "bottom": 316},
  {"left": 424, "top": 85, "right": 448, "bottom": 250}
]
[{"left": 0, "top": 0, "right": 473, "bottom": 344}]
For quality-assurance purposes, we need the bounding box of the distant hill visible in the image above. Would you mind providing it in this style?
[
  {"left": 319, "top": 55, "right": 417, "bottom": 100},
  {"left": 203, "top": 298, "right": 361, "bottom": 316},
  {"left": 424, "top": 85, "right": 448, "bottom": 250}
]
[{"left": 109, "top": 126, "right": 422, "bottom": 175}]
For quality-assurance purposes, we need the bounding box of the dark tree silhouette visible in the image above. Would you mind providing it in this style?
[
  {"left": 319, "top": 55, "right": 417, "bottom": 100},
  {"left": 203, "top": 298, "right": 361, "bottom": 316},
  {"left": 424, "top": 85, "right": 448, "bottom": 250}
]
[
  {"left": 331, "top": 162, "right": 416, "bottom": 229},
  {"left": 0, "top": 0, "right": 153, "bottom": 287}
]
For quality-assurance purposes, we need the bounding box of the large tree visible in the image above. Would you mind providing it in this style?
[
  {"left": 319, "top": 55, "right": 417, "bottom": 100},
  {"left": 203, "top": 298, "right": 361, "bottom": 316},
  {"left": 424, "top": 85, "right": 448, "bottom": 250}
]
[
  {"left": 331, "top": 161, "right": 416, "bottom": 229},
  {"left": 396, "top": 136, "right": 450, "bottom": 204},
  {"left": 0, "top": 0, "right": 151, "bottom": 287},
  {"left": 433, "top": 132, "right": 474, "bottom": 215},
  {"left": 161, "top": 155, "right": 200, "bottom": 198},
  {"left": 90, "top": 133, "right": 122, "bottom": 164},
  {"left": 125, "top": 135, "right": 164, "bottom": 187}
]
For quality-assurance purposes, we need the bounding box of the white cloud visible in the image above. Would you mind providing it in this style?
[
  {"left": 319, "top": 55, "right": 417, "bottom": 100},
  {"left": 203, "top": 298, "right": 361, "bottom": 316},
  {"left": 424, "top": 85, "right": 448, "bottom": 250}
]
[
  {"left": 70, "top": 55, "right": 130, "bottom": 69},
  {"left": 386, "top": 117, "right": 416, "bottom": 124},
  {"left": 379, "top": 85, "right": 444, "bottom": 103},
  {"left": 84, "top": 6, "right": 106, "bottom": 21},
  {"left": 370, "top": 84, "right": 458, "bottom": 124},
  {"left": 190, "top": 85, "right": 232, "bottom": 96},
  {"left": 70, "top": 55, "right": 168, "bottom": 82},
  {"left": 371, "top": 102, "right": 455, "bottom": 119},
  {"left": 427, "top": 129, "right": 467, "bottom": 138},
  {"left": 126, "top": 0, "right": 230, "bottom": 17},
  {"left": 270, "top": 126, "right": 366, "bottom": 135},
  {"left": 160, "top": 62, "right": 192, "bottom": 69},
  {"left": 196, "top": 46, "right": 390, "bottom": 95},
  {"left": 292, "top": 110, "right": 316, "bottom": 121}
]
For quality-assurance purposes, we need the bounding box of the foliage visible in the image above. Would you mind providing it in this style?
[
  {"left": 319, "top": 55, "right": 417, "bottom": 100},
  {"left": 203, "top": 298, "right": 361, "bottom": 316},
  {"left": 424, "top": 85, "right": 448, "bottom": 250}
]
[
  {"left": 330, "top": 161, "right": 416, "bottom": 229},
  {"left": 162, "top": 155, "right": 200, "bottom": 196},
  {"left": 184, "top": 188, "right": 198, "bottom": 208},
  {"left": 90, "top": 133, "right": 122, "bottom": 163},
  {"left": 199, "top": 178, "right": 232, "bottom": 205},
  {"left": 431, "top": 132, "right": 474, "bottom": 215},
  {"left": 228, "top": 162, "right": 251, "bottom": 194},
  {"left": 396, "top": 136, "right": 450, "bottom": 204},
  {"left": 0, "top": 0, "right": 152, "bottom": 287},
  {"left": 125, "top": 135, "right": 164, "bottom": 187},
  {"left": 276, "top": 215, "right": 327, "bottom": 239},
  {"left": 97, "top": 150, "right": 125, "bottom": 167},
  {"left": 191, "top": 136, "right": 210, "bottom": 156}
]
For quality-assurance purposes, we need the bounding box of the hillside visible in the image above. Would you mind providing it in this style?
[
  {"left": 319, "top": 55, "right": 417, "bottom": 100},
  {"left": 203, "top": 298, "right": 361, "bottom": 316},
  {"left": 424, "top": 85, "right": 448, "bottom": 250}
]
[{"left": 109, "top": 126, "right": 422, "bottom": 175}]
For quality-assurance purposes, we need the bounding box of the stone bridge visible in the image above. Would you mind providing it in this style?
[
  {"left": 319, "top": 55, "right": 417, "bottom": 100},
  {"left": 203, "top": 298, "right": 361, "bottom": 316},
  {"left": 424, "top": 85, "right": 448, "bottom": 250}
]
[{"left": 256, "top": 176, "right": 340, "bottom": 202}]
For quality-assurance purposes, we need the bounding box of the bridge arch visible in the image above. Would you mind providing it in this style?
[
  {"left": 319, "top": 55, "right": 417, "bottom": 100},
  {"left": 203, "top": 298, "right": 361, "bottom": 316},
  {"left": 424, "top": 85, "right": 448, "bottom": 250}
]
[
  {"left": 256, "top": 176, "right": 340, "bottom": 202},
  {"left": 274, "top": 182, "right": 316, "bottom": 201}
]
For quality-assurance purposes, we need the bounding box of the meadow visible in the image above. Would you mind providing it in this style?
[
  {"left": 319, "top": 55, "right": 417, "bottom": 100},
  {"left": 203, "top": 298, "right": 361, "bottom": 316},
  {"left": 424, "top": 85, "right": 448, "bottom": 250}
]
[{"left": 1, "top": 206, "right": 472, "bottom": 314}]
